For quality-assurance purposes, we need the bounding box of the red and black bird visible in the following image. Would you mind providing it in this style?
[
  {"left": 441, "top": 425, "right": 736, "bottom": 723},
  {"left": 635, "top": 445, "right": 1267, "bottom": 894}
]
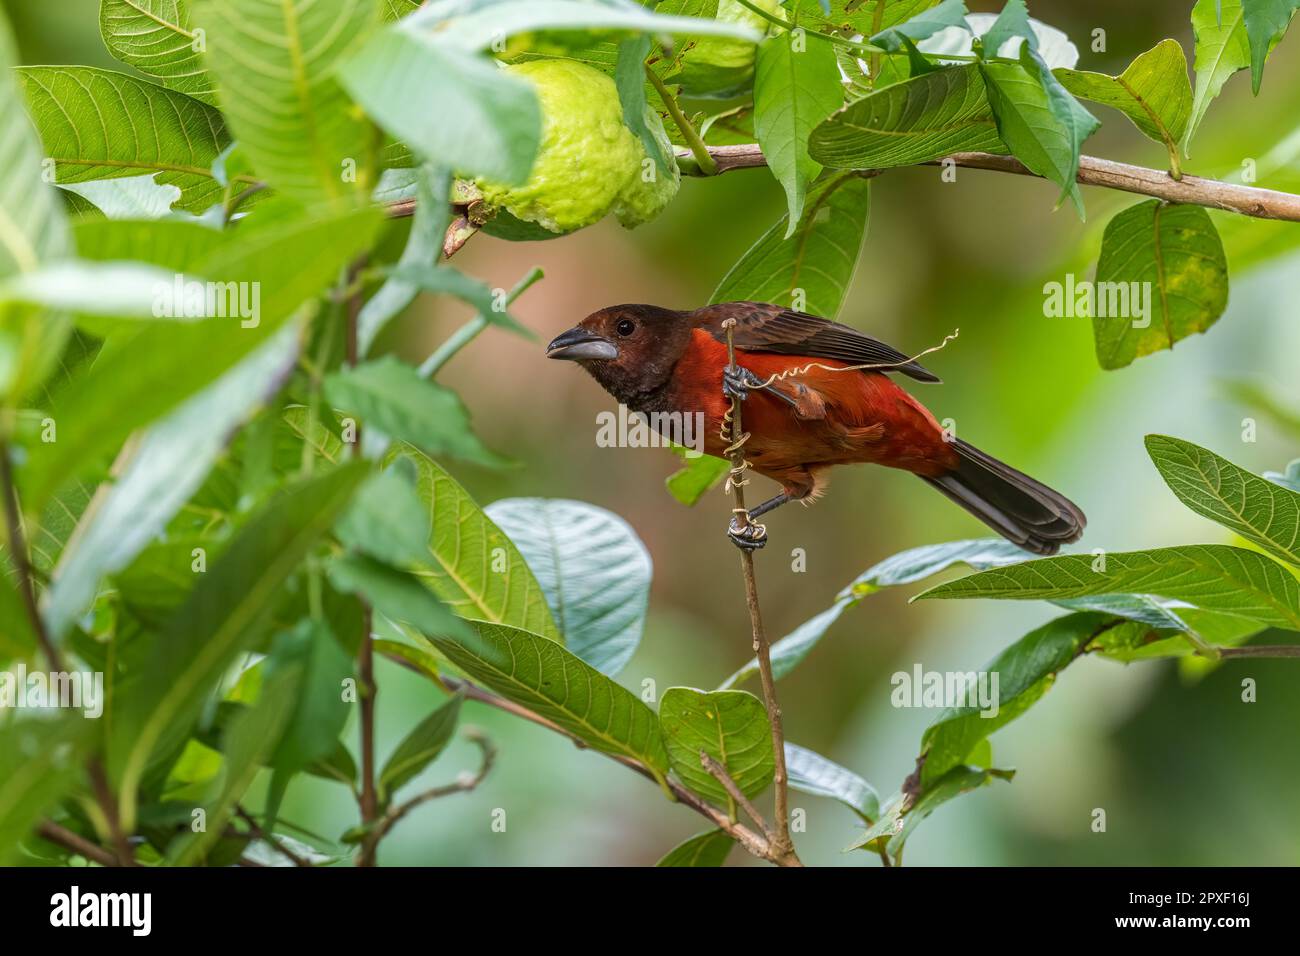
[{"left": 547, "top": 302, "right": 1085, "bottom": 555}]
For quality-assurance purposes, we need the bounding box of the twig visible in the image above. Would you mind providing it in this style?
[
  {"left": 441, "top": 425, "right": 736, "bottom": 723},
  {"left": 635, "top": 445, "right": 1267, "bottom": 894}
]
[
  {"left": 234, "top": 805, "right": 312, "bottom": 867},
  {"left": 700, "top": 752, "right": 772, "bottom": 839},
  {"left": 361, "top": 730, "right": 496, "bottom": 858},
  {"left": 646, "top": 65, "right": 718, "bottom": 176},
  {"left": 36, "top": 820, "right": 118, "bottom": 867},
  {"left": 1214, "top": 644, "right": 1300, "bottom": 659},
  {"left": 87, "top": 759, "right": 135, "bottom": 867},
  {"left": 670, "top": 144, "right": 1300, "bottom": 221},
  {"left": 718, "top": 319, "right": 799, "bottom": 867},
  {"left": 377, "top": 652, "right": 789, "bottom": 864},
  {"left": 344, "top": 261, "right": 380, "bottom": 867},
  {"left": 0, "top": 441, "right": 62, "bottom": 672}
]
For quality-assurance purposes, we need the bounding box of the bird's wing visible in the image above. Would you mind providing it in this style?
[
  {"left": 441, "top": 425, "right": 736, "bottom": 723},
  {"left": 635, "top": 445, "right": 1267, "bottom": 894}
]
[{"left": 694, "top": 302, "right": 941, "bottom": 384}]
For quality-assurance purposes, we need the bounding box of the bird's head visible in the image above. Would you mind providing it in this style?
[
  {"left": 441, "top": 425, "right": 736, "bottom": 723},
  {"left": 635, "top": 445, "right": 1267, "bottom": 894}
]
[{"left": 546, "top": 304, "right": 694, "bottom": 406}]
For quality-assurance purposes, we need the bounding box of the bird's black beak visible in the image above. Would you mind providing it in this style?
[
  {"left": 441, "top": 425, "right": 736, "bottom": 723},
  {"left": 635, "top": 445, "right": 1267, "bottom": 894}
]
[{"left": 546, "top": 326, "right": 618, "bottom": 361}]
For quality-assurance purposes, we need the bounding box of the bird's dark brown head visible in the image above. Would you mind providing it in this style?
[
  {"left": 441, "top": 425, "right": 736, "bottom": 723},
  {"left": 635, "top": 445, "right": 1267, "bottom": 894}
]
[{"left": 546, "top": 304, "right": 694, "bottom": 408}]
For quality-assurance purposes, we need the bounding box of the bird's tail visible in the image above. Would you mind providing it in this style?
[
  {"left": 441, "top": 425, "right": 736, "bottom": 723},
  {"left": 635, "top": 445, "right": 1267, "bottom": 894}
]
[{"left": 920, "top": 439, "right": 1085, "bottom": 556}]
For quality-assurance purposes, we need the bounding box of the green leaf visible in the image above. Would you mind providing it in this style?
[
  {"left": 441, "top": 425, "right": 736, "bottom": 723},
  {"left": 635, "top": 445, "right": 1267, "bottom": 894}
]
[
  {"left": 1186, "top": 0, "right": 1251, "bottom": 151},
  {"left": 109, "top": 462, "right": 368, "bottom": 829},
  {"left": 42, "top": 325, "right": 301, "bottom": 640},
  {"left": 723, "top": 538, "right": 1029, "bottom": 687},
  {"left": 20, "top": 206, "right": 382, "bottom": 514},
  {"left": 58, "top": 173, "right": 183, "bottom": 220},
  {"left": 378, "top": 690, "right": 464, "bottom": 803},
  {"left": 356, "top": 165, "right": 452, "bottom": 354},
  {"left": 665, "top": 454, "right": 730, "bottom": 506},
  {"left": 385, "top": 265, "right": 533, "bottom": 340},
  {"left": 918, "top": 544, "right": 1300, "bottom": 630},
  {"left": 711, "top": 171, "right": 870, "bottom": 320},
  {"left": 919, "top": 611, "right": 1107, "bottom": 784},
  {"left": 849, "top": 764, "right": 1013, "bottom": 860},
  {"left": 754, "top": 28, "right": 843, "bottom": 233},
  {"left": 981, "top": 50, "right": 1098, "bottom": 216},
  {"left": 1056, "top": 40, "right": 1192, "bottom": 172},
  {"left": 18, "top": 66, "right": 229, "bottom": 213},
  {"left": 428, "top": 621, "right": 669, "bottom": 775},
  {"left": 411, "top": 0, "right": 765, "bottom": 51},
  {"left": 659, "top": 687, "right": 774, "bottom": 805},
  {"left": 977, "top": 0, "right": 1031, "bottom": 58},
  {"left": 484, "top": 498, "right": 650, "bottom": 676},
  {"left": 785, "top": 742, "right": 879, "bottom": 822},
  {"left": 809, "top": 65, "right": 1003, "bottom": 170},
  {"left": 324, "top": 356, "right": 505, "bottom": 467},
  {"left": 266, "top": 619, "right": 355, "bottom": 773},
  {"left": 1241, "top": 0, "right": 1299, "bottom": 92},
  {"left": 871, "top": 0, "right": 969, "bottom": 52},
  {"left": 1091, "top": 199, "right": 1228, "bottom": 370},
  {"left": 382, "top": 0, "right": 420, "bottom": 21},
  {"left": 336, "top": 465, "right": 434, "bottom": 568},
  {"left": 0, "top": 717, "right": 88, "bottom": 865},
  {"left": 338, "top": 27, "right": 541, "bottom": 185},
  {"left": 328, "top": 553, "right": 473, "bottom": 640},
  {"left": 616, "top": 35, "right": 672, "bottom": 177},
  {"left": 100, "top": 0, "right": 217, "bottom": 104},
  {"left": 200, "top": 0, "right": 379, "bottom": 207},
  {"left": 0, "top": 573, "right": 35, "bottom": 659},
  {"left": 0, "top": 10, "right": 72, "bottom": 405},
  {"left": 1146, "top": 434, "right": 1300, "bottom": 567},
  {"left": 390, "top": 447, "right": 562, "bottom": 641},
  {"left": 168, "top": 656, "right": 304, "bottom": 865},
  {"left": 655, "top": 828, "right": 735, "bottom": 867}
]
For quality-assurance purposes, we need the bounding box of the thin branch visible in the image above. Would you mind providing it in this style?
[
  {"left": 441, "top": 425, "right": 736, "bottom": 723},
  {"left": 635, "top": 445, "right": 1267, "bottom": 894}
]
[
  {"left": 36, "top": 820, "right": 118, "bottom": 867},
  {"left": 718, "top": 319, "right": 799, "bottom": 867},
  {"left": 646, "top": 65, "right": 718, "bottom": 176},
  {"left": 700, "top": 752, "right": 772, "bottom": 839},
  {"left": 87, "top": 759, "right": 135, "bottom": 867},
  {"left": 672, "top": 144, "right": 1300, "bottom": 221},
  {"left": 377, "top": 652, "right": 786, "bottom": 864},
  {"left": 344, "top": 261, "right": 380, "bottom": 867},
  {"left": 1214, "top": 644, "right": 1300, "bottom": 659},
  {"left": 361, "top": 730, "right": 496, "bottom": 858},
  {"left": 234, "top": 805, "right": 312, "bottom": 867},
  {"left": 0, "top": 441, "right": 62, "bottom": 672}
]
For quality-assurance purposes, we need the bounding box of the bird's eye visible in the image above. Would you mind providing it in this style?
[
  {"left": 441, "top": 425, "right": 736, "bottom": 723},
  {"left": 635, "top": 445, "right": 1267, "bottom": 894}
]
[{"left": 616, "top": 319, "right": 635, "bottom": 337}]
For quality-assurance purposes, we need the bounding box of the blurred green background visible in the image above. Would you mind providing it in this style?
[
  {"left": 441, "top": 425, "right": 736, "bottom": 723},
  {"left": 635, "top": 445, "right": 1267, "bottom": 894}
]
[{"left": 9, "top": 0, "right": 1299, "bottom": 865}]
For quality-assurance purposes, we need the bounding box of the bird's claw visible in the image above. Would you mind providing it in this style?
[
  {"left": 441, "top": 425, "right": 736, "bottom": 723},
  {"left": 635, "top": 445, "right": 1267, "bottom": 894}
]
[
  {"left": 727, "top": 516, "right": 768, "bottom": 552},
  {"left": 722, "top": 366, "right": 763, "bottom": 403}
]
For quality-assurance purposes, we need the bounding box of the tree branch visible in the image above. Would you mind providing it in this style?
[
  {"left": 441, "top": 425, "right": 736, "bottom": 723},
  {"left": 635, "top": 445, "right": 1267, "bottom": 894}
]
[
  {"left": 36, "top": 820, "right": 118, "bottom": 868},
  {"left": 718, "top": 319, "right": 799, "bottom": 867},
  {"left": 234, "top": 805, "right": 311, "bottom": 867},
  {"left": 344, "top": 261, "right": 380, "bottom": 867},
  {"left": 1214, "top": 644, "right": 1300, "bottom": 659},
  {"left": 377, "top": 653, "right": 790, "bottom": 865},
  {"left": 672, "top": 144, "right": 1300, "bottom": 221},
  {"left": 700, "top": 752, "right": 772, "bottom": 840}
]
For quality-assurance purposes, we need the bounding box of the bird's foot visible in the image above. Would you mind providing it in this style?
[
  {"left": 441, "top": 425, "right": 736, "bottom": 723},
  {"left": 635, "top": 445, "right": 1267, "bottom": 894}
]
[
  {"left": 722, "top": 366, "right": 763, "bottom": 403},
  {"left": 726, "top": 515, "right": 768, "bottom": 552}
]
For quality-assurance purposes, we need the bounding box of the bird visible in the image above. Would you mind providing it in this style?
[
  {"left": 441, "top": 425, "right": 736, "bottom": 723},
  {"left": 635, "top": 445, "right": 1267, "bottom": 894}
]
[{"left": 546, "top": 301, "right": 1085, "bottom": 555}]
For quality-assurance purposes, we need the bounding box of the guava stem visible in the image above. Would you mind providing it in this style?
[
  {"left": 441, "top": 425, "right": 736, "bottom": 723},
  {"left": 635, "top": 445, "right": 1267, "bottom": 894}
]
[{"left": 645, "top": 65, "right": 718, "bottom": 176}]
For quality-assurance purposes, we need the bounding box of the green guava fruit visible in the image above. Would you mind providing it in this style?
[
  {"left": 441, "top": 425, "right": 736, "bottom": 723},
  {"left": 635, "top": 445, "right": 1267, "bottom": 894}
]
[
  {"left": 477, "top": 60, "right": 680, "bottom": 236},
  {"left": 676, "top": 0, "right": 781, "bottom": 97}
]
